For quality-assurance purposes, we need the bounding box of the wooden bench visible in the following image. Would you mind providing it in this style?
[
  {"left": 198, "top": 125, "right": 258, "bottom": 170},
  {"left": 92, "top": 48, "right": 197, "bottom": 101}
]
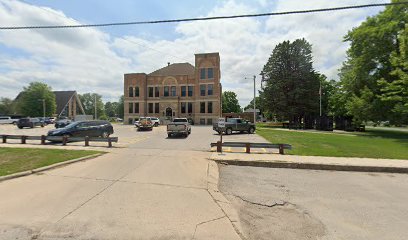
[
  {"left": 210, "top": 142, "right": 292, "bottom": 154},
  {"left": 0, "top": 135, "right": 118, "bottom": 148}
]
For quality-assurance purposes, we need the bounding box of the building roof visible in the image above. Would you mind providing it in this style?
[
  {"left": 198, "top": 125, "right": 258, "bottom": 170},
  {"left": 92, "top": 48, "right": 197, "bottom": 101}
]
[
  {"left": 149, "top": 63, "right": 195, "bottom": 77},
  {"left": 53, "top": 91, "right": 76, "bottom": 115}
]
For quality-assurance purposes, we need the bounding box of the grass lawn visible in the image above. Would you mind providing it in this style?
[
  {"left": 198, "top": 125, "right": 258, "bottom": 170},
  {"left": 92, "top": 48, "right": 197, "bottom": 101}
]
[
  {"left": 256, "top": 124, "right": 408, "bottom": 159},
  {"left": 0, "top": 147, "right": 103, "bottom": 177}
]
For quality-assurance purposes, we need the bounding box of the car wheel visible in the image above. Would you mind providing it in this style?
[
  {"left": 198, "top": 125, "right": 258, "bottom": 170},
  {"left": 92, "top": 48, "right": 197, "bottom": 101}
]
[
  {"left": 30, "top": 123, "right": 34, "bottom": 128},
  {"left": 18, "top": 126, "right": 23, "bottom": 129},
  {"left": 101, "top": 131, "right": 109, "bottom": 138},
  {"left": 154, "top": 123, "right": 158, "bottom": 127},
  {"left": 226, "top": 128, "right": 232, "bottom": 135},
  {"left": 168, "top": 133, "right": 172, "bottom": 138},
  {"left": 41, "top": 124, "right": 44, "bottom": 127},
  {"left": 249, "top": 127, "right": 255, "bottom": 134}
]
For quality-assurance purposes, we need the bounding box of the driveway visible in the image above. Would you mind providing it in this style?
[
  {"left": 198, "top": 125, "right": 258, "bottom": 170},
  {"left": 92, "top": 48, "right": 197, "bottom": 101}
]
[{"left": 0, "top": 125, "right": 241, "bottom": 240}]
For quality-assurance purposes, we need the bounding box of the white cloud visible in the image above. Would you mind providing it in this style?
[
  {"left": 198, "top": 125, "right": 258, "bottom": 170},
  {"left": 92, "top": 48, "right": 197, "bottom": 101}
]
[{"left": 0, "top": 0, "right": 384, "bottom": 107}]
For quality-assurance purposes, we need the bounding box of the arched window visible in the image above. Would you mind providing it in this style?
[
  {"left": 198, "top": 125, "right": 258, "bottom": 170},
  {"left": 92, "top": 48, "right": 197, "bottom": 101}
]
[
  {"left": 129, "top": 87, "right": 134, "bottom": 97},
  {"left": 135, "top": 87, "right": 140, "bottom": 97}
]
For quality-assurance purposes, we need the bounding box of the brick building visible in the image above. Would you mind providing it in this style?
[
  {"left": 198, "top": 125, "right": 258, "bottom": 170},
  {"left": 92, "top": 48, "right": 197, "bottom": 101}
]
[{"left": 124, "top": 52, "right": 221, "bottom": 125}]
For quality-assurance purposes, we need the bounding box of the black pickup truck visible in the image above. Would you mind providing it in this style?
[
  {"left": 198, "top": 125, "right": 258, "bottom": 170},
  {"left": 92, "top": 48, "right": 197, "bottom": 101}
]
[{"left": 213, "top": 118, "right": 256, "bottom": 135}]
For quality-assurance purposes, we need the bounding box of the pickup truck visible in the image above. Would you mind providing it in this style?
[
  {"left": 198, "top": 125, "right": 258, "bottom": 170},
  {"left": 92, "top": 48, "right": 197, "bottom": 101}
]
[
  {"left": 213, "top": 118, "right": 256, "bottom": 135},
  {"left": 167, "top": 118, "right": 191, "bottom": 137},
  {"left": 137, "top": 117, "right": 154, "bottom": 131}
]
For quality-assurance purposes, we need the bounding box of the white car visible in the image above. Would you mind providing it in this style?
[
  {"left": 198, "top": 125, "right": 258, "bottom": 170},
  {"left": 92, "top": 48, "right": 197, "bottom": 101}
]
[
  {"left": 0, "top": 116, "right": 17, "bottom": 124},
  {"left": 150, "top": 117, "right": 160, "bottom": 127}
]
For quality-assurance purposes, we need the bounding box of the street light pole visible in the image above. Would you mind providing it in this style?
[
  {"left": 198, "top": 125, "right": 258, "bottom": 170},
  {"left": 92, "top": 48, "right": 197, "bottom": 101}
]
[
  {"left": 253, "top": 75, "right": 256, "bottom": 123},
  {"left": 94, "top": 94, "right": 97, "bottom": 120}
]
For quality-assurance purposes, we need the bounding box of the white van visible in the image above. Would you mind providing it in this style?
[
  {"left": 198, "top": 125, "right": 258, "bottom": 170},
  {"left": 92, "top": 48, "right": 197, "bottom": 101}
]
[{"left": 0, "top": 116, "right": 15, "bottom": 124}]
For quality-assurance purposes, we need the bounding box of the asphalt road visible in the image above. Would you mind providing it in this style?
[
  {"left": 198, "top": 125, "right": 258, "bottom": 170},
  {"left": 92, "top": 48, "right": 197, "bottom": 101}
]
[{"left": 219, "top": 165, "right": 408, "bottom": 240}]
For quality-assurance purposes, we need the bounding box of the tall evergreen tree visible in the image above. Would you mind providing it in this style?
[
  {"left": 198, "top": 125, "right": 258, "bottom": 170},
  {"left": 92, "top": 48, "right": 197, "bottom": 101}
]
[{"left": 261, "top": 38, "right": 319, "bottom": 123}]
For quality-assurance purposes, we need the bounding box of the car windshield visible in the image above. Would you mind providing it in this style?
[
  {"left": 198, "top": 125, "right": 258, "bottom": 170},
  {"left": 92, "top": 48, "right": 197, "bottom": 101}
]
[{"left": 173, "top": 119, "right": 187, "bottom": 122}]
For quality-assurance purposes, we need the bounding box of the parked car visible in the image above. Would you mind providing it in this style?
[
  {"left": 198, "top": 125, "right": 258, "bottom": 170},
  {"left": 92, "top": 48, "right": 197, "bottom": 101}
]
[
  {"left": 47, "top": 120, "right": 114, "bottom": 138},
  {"left": 167, "top": 118, "right": 191, "bottom": 138},
  {"left": 38, "top": 117, "right": 48, "bottom": 125},
  {"left": 136, "top": 117, "right": 154, "bottom": 131},
  {"left": 17, "top": 118, "right": 44, "bottom": 129},
  {"left": 0, "top": 116, "right": 17, "bottom": 124},
  {"left": 55, "top": 118, "right": 72, "bottom": 128},
  {"left": 150, "top": 117, "right": 160, "bottom": 127},
  {"left": 213, "top": 117, "right": 255, "bottom": 135}
]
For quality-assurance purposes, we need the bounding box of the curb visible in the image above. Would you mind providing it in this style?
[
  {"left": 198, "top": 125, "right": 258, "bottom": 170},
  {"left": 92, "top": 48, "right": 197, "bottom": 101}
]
[
  {"left": 213, "top": 159, "right": 408, "bottom": 174},
  {"left": 0, "top": 153, "right": 105, "bottom": 182},
  {"left": 207, "top": 160, "right": 246, "bottom": 239}
]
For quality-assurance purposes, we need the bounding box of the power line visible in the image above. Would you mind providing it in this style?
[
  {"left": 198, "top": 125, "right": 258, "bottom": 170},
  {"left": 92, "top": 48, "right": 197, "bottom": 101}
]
[{"left": 1, "top": 2, "right": 407, "bottom": 30}]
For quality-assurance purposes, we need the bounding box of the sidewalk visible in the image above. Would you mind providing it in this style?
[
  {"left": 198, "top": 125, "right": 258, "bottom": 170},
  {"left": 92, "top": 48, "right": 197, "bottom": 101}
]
[{"left": 210, "top": 152, "right": 408, "bottom": 173}]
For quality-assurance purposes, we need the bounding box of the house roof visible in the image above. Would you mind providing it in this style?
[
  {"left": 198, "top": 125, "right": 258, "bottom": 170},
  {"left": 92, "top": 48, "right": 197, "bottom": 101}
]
[
  {"left": 53, "top": 91, "right": 76, "bottom": 115},
  {"left": 149, "top": 63, "right": 195, "bottom": 77}
]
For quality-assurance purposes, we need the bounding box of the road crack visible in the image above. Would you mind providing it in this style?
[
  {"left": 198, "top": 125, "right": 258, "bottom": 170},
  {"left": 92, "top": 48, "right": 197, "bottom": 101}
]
[
  {"left": 192, "top": 216, "right": 226, "bottom": 239},
  {"left": 231, "top": 194, "right": 290, "bottom": 208}
]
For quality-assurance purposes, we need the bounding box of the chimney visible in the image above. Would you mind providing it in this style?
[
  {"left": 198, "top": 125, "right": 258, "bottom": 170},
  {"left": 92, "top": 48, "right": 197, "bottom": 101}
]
[{"left": 167, "top": 62, "right": 170, "bottom": 66}]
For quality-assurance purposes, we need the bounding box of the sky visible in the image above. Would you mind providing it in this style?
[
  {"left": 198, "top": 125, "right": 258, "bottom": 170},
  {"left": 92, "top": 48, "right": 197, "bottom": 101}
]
[{"left": 0, "top": 0, "right": 387, "bottom": 107}]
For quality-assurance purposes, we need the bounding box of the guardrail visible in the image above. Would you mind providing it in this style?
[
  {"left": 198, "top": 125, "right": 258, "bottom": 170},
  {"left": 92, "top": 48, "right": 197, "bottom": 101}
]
[
  {"left": 210, "top": 141, "right": 292, "bottom": 154},
  {"left": 0, "top": 134, "right": 118, "bottom": 148}
]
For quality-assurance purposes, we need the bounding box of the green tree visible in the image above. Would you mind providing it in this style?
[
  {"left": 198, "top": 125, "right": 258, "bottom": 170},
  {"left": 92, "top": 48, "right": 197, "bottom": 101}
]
[
  {"left": 18, "top": 82, "right": 56, "bottom": 117},
  {"left": 78, "top": 93, "right": 106, "bottom": 119},
  {"left": 105, "top": 101, "right": 120, "bottom": 118},
  {"left": 378, "top": 25, "right": 408, "bottom": 125},
  {"left": 222, "top": 91, "right": 241, "bottom": 113},
  {"left": 339, "top": 0, "right": 408, "bottom": 125},
  {"left": 260, "top": 38, "right": 319, "bottom": 123},
  {"left": 0, "top": 98, "right": 15, "bottom": 115}
]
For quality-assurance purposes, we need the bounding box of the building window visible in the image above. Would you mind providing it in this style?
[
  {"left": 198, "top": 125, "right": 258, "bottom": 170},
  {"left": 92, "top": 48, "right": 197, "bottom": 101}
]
[
  {"left": 135, "top": 102, "right": 139, "bottom": 113},
  {"left": 148, "top": 87, "right": 154, "bottom": 98},
  {"left": 208, "top": 84, "right": 213, "bottom": 96},
  {"left": 200, "top": 102, "right": 205, "bottom": 113},
  {"left": 129, "top": 102, "right": 133, "bottom": 113},
  {"left": 171, "top": 86, "right": 176, "bottom": 96},
  {"left": 200, "top": 85, "right": 206, "bottom": 96},
  {"left": 135, "top": 87, "right": 140, "bottom": 97},
  {"left": 200, "top": 68, "right": 206, "bottom": 79},
  {"left": 155, "top": 103, "right": 159, "bottom": 113},
  {"left": 155, "top": 87, "right": 160, "bottom": 97},
  {"left": 164, "top": 86, "right": 169, "bottom": 97},
  {"left": 188, "top": 102, "right": 193, "bottom": 113},
  {"left": 188, "top": 86, "right": 193, "bottom": 97},
  {"left": 207, "top": 68, "right": 214, "bottom": 79},
  {"left": 207, "top": 102, "right": 213, "bottom": 113},
  {"left": 129, "top": 87, "right": 134, "bottom": 97},
  {"left": 181, "top": 86, "right": 186, "bottom": 97},
  {"left": 200, "top": 118, "right": 205, "bottom": 125},
  {"left": 207, "top": 118, "right": 213, "bottom": 125},
  {"left": 181, "top": 102, "right": 186, "bottom": 113},
  {"left": 148, "top": 103, "right": 153, "bottom": 113}
]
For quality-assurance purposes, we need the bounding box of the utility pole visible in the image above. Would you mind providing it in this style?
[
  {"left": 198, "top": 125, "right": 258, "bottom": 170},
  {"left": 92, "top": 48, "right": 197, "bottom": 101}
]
[
  {"left": 94, "top": 94, "right": 97, "bottom": 120},
  {"left": 253, "top": 75, "right": 256, "bottom": 123},
  {"left": 319, "top": 80, "right": 322, "bottom": 117},
  {"left": 43, "top": 99, "right": 45, "bottom": 119},
  {"left": 38, "top": 99, "right": 45, "bottom": 119}
]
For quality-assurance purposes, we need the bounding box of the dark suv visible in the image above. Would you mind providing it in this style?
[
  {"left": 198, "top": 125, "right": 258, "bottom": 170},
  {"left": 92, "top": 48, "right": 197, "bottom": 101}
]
[
  {"left": 47, "top": 120, "right": 114, "bottom": 138},
  {"left": 17, "top": 118, "right": 44, "bottom": 129}
]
